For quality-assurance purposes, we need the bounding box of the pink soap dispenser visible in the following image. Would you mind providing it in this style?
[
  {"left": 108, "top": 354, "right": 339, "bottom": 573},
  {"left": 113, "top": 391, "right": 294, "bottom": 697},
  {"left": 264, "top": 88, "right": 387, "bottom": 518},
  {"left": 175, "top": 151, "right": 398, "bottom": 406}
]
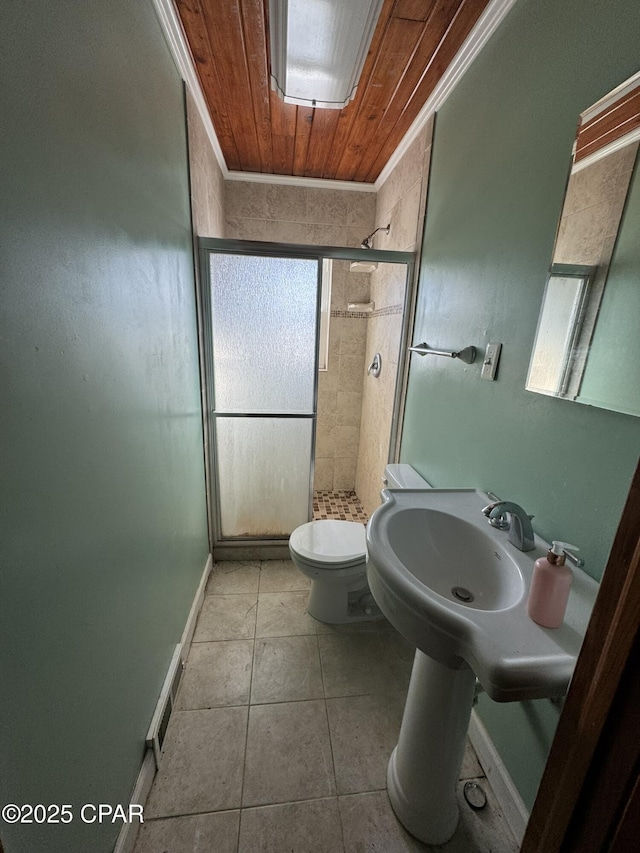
[{"left": 527, "top": 540, "right": 578, "bottom": 629}]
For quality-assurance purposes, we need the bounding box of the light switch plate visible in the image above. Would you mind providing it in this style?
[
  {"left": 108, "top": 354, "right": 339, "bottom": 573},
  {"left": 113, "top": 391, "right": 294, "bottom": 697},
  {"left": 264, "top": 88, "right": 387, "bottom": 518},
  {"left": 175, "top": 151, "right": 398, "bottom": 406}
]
[{"left": 481, "top": 343, "right": 502, "bottom": 380}]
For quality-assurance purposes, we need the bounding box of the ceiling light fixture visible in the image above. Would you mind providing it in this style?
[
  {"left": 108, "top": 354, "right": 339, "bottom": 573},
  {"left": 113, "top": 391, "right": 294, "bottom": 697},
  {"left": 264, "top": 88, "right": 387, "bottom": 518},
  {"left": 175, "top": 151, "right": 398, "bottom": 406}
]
[{"left": 269, "top": 0, "right": 384, "bottom": 110}]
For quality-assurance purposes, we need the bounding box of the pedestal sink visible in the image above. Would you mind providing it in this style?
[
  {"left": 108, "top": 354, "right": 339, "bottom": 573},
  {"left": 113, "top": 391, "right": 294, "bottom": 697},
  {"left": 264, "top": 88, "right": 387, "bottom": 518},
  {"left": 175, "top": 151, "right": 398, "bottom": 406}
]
[{"left": 366, "top": 488, "right": 598, "bottom": 844}]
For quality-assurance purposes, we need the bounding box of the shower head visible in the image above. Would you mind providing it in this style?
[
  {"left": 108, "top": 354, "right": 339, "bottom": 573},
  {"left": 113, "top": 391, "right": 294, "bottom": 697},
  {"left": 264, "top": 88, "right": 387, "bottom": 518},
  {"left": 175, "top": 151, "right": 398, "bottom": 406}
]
[{"left": 361, "top": 224, "right": 390, "bottom": 249}]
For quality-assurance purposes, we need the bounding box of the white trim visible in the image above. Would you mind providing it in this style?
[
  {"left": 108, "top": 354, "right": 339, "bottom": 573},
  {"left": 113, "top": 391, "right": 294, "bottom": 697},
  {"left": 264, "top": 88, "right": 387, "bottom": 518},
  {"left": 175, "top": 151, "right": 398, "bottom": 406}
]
[
  {"left": 180, "top": 553, "right": 212, "bottom": 654},
  {"left": 580, "top": 71, "right": 640, "bottom": 125},
  {"left": 468, "top": 709, "right": 530, "bottom": 844},
  {"left": 112, "top": 554, "right": 212, "bottom": 853},
  {"left": 374, "top": 0, "right": 518, "bottom": 189},
  {"left": 112, "top": 749, "right": 156, "bottom": 853},
  {"left": 153, "top": 0, "right": 517, "bottom": 192},
  {"left": 151, "top": 0, "right": 229, "bottom": 177},
  {"left": 225, "top": 169, "right": 376, "bottom": 191},
  {"left": 572, "top": 126, "right": 640, "bottom": 174}
]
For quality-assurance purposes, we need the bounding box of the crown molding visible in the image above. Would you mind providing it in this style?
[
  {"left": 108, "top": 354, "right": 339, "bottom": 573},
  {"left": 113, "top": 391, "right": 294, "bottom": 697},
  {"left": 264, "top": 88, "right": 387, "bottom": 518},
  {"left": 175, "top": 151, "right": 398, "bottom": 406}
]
[
  {"left": 151, "top": 0, "right": 229, "bottom": 177},
  {"left": 153, "top": 0, "right": 518, "bottom": 191},
  {"left": 225, "top": 170, "right": 376, "bottom": 191}
]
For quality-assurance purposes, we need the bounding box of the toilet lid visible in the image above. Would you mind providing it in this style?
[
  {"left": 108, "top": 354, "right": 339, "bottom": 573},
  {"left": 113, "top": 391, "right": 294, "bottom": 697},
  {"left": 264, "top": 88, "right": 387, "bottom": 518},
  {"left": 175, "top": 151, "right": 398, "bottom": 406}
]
[{"left": 289, "top": 520, "right": 366, "bottom": 567}]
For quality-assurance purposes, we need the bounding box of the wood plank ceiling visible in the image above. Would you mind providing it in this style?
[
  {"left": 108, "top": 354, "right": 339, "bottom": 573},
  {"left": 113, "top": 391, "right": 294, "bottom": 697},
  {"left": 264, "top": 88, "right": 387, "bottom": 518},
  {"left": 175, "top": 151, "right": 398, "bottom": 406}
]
[{"left": 176, "top": 0, "right": 492, "bottom": 182}]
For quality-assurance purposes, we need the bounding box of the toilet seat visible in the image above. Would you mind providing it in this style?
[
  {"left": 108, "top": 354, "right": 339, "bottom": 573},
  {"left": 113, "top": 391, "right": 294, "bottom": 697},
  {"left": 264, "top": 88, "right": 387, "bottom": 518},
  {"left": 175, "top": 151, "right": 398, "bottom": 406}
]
[{"left": 289, "top": 520, "right": 366, "bottom": 569}]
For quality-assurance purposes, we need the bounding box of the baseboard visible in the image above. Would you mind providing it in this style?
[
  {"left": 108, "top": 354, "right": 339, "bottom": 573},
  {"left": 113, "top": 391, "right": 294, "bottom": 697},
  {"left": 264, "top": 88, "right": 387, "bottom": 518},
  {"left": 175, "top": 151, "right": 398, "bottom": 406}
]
[
  {"left": 112, "top": 749, "right": 156, "bottom": 853},
  {"left": 468, "top": 709, "right": 530, "bottom": 844},
  {"left": 180, "top": 552, "right": 213, "bottom": 654},
  {"left": 112, "top": 553, "right": 212, "bottom": 853}
]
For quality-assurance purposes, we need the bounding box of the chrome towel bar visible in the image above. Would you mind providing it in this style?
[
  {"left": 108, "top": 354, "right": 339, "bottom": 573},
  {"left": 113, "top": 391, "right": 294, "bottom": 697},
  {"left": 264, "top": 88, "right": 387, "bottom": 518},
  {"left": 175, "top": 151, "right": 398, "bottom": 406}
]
[{"left": 408, "top": 342, "right": 477, "bottom": 364}]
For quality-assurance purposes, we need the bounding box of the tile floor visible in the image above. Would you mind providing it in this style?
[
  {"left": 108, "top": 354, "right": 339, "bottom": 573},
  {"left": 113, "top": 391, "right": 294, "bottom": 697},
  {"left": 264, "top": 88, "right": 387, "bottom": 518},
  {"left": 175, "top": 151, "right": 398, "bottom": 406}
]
[
  {"left": 313, "top": 490, "right": 369, "bottom": 523},
  {"left": 133, "top": 560, "right": 519, "bottom": 853}
]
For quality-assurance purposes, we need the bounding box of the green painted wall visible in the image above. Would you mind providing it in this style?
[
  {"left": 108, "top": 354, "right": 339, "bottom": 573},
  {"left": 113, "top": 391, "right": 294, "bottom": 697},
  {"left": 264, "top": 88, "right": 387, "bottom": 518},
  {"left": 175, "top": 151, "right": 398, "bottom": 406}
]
[
  {"left": 400, "top": 0, "right": 640, "bottom": 813},
  {"left": 0, "top": 1, "right": 209, "bottom": 851}
]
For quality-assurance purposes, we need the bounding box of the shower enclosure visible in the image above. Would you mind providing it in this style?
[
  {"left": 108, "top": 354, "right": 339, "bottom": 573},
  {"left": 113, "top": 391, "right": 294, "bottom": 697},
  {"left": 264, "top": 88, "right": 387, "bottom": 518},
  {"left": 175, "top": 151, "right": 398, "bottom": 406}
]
[{"left": 198, "top": 238, "right": 414, "bottom": 553}]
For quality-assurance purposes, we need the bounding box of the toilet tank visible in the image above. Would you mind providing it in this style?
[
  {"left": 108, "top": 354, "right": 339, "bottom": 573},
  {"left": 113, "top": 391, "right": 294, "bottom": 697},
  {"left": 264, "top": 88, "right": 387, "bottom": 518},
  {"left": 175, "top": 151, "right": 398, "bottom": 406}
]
[{"left": 382, "top": 463, "right": 431, "bottom": 490}]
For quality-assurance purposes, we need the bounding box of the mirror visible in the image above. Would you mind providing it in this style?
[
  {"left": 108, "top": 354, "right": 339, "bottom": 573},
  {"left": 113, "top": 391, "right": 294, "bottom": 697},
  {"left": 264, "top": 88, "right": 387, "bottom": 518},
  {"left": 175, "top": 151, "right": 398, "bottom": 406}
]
[{"left": 527, "top": 72, "right": 640, "bottom": 416}]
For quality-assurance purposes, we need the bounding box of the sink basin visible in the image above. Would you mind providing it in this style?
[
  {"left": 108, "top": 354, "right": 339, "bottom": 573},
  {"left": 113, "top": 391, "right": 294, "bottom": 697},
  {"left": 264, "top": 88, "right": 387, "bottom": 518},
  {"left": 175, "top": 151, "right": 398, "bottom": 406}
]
[
  {"left": 366, "top": 487, "right": 599, "bottom": 844},
  {"left": 385, "top": 508, "right": 525, "bottom": 611},
  {"left": 366, "top": 488, "right": 598, "bottom": 702}
]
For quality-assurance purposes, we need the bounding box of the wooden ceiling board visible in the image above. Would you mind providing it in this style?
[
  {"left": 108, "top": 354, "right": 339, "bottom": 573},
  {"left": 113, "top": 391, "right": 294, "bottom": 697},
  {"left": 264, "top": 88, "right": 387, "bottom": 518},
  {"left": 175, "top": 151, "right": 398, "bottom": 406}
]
[
  {"left": 575, "top": 87, "right": 640, "bottom": 162},
  {"left": 292, "top": 104, "right": 314, "bottom": 174},
  {"left": 177, "top": 0, "right": 244, "bottom": 169},
  {"left": 305, "top": 110, "right": 342, "bottom": 178},
  {"left": 270, "top": 89, "right": 297, "bottom": 174},
  {"left": 335, "top": 16, "right": 428, "bottom": 181},
  {"left": 321, "top": 0, "right": 399, "bottom": 179},
  {"left": 238, "top": 0, "right": 274, "bottom": 172},
  {"left": 177, "top": 0, "right": 492, "bottom": 181},
  {"left": 364, "top": 0, "right": 488, "bottom": 180}
]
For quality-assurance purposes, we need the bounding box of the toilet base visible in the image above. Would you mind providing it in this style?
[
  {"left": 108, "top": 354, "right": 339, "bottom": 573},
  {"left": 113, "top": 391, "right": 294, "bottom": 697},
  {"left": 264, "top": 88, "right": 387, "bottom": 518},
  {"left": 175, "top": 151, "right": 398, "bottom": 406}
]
[{"left": 307, "top": 578, "right": 383, "bottom": 624}]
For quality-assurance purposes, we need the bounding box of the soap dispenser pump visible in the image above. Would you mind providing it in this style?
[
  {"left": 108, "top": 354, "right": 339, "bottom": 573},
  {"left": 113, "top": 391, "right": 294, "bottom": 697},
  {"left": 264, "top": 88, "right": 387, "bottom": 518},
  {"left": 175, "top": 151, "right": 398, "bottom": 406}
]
[{"left": 527, "top": 541, "right": 578, "bottom": 629}]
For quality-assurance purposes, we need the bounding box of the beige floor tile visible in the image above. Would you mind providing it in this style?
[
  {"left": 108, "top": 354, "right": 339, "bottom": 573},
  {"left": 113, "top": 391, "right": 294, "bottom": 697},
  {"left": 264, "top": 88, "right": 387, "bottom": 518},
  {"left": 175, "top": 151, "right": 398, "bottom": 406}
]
[
  {"left": 259, "top": 559, "right": 311, "bottom": 592},
  {"left": 242, "top": 700, "right": 336, "bottom": 807},
  {"left": 319, "top": 631, "right": 414, "bottom": 697},
  {"left": 193, "top": 593, "right": 257, "bottom": 641},
  {"left": 326, "top": 692, "right": 406, "bottom": 794},
  {"left": 133, "top": 811, "right": 239, "bottom": 853},
  {"left": 450, "top": 778, "right": 519, "bottom": 853},
  {"left": 339, "top": 790, "right": 430, "bottom": 852},
  {"left": 255, "top": 591, "right": 317, "bottom": 637},
  {"left": 176, "top": 640, "right": 253, "bottom": 710},
  {"left": 314, "top": 615, "right": 394, "bottom": 634},
  {"left": 238, "top": 798, "right": 344, "bottom": 853},
  {"left": 339, "top": 783, "right": 519, "bottom": 853},
  {"left": 145, "top": 707, "right": 247, "bottom": 818},
  {"left": 206, "top": 561, "right": 260, "bottom": 595},
  {"left": 251, "top": 636, "right": 323, "bottom": 704}
]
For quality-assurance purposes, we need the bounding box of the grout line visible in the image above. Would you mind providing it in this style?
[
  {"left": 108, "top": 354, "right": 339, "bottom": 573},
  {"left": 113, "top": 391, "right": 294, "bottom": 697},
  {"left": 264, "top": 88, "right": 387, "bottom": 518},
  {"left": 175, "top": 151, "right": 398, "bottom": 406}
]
[
  {"left": 238, "top": 635, "right": 256, "bottom": 820},
  {"left": 315, "top": 632, "right": 344, "bottom": 838}
]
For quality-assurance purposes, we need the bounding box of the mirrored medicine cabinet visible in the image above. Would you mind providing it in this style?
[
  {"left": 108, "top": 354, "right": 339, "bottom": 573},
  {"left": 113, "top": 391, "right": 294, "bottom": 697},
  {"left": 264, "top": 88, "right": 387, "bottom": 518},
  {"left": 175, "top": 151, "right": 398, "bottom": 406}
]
[{"left": 527, "top": 71, "right": 640, "bottom": 417}]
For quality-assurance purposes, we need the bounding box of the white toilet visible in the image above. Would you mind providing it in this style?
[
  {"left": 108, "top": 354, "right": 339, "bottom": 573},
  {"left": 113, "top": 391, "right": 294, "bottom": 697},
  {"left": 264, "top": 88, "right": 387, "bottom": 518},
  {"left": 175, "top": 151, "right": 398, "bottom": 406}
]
[{"left": 289, "top": 464, "right": 430, "bottom": 624}]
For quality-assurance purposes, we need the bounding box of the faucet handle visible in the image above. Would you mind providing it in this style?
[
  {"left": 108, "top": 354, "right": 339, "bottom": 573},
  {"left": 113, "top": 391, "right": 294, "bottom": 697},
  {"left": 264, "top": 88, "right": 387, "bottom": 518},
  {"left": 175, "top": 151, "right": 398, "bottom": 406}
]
[
  {"left": 481, "top": 501, "right": 500, "bottom": 517},
  {"left": 482, "top": 502, "right": 510, "bottom": 530}
]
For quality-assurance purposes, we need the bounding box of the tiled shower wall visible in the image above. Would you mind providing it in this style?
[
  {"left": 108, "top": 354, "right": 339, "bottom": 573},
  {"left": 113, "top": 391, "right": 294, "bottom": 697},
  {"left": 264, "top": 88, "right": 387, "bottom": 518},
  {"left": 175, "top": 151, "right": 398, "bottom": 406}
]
[
  {"left": 356, "top": 121, "right": 434, "bottom": 515},
  {"left": 186, "top": 91, "right": 225, "bottom": 238},
  {"left": 224, "top": 182, "right": 376, "bottom": 491},
  {"left": 315, "top": 262, "right": 369, "bottom": 491}
]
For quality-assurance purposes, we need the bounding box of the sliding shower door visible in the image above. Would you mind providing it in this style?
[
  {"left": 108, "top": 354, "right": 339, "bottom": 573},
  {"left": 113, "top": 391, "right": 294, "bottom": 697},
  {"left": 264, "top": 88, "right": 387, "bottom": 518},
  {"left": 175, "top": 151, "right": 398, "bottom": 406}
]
[{"left": 204, "top": 249, "right": 320, "bottom": 541}]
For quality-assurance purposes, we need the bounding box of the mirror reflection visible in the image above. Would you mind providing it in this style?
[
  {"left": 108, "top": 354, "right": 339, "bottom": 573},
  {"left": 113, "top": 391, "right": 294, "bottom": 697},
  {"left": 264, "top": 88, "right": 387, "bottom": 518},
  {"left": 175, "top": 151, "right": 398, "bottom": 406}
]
[{"left": 527, "top": 72, "right": 640, "bottom": 416}]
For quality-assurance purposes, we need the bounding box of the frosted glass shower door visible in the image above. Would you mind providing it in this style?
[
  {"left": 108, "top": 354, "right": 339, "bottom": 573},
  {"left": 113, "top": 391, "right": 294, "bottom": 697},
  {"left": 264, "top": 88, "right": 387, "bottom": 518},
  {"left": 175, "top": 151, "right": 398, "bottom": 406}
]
[{"left": 208, "top": 252, "right": 319, "bottom": 539}]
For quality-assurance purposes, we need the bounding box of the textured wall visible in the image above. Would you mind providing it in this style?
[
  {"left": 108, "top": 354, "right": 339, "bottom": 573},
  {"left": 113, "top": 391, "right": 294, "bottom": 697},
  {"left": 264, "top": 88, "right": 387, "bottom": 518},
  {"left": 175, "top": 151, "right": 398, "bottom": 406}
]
[
  {"left": 0, "top": 1, "right": 209, "bottom": 850},
  {"left": 224, "top": 182, "right": 376, "bottom": 491},
  {"left": 356, "top": 125, "right": 433, "bottom": 514},
  {"left": 400, "top": 0, "right": 640, "bottom": 812},
  {"left": 186, "top": 91, "right": 226, "bottom": 238}
]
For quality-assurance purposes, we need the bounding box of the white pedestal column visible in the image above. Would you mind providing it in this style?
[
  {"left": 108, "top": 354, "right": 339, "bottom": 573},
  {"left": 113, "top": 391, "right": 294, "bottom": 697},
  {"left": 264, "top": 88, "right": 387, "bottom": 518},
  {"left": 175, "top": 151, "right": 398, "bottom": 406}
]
[{"left": 387, "top": 649, "right": 477, "bottom": 844}]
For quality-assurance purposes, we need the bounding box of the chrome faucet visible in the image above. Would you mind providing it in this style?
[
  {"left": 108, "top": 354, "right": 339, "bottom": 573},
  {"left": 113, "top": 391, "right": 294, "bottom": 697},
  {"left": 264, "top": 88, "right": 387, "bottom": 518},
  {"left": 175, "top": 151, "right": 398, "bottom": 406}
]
[{"left": 482, "top": 500, "right": 535, "bottom": 552}]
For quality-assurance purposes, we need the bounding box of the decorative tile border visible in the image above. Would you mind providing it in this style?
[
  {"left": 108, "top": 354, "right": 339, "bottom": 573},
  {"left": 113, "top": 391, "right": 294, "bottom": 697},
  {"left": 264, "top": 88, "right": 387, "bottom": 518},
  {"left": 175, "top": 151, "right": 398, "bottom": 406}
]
[
  {"left": 332, "top": 309, "right": 370, "bottom": 319},
  {"left": 331, "top": 304, "right": 403, "bottom": 320},
  {"left": 371, "top": 305, "right": 403, "bottom": 318}
]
